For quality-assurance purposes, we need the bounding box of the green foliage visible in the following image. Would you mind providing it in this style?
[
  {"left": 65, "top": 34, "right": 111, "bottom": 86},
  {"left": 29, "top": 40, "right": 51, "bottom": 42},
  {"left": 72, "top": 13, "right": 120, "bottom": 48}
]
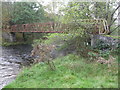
[
  {"left": 4, "top": 54, "right": 118, "bottom": 88},
  {"left": 62, "top": 2, "right": 92, "bottom": 23},
  {"left": 98, "top": 50, "right": 111, "bottom": 59},
  {"left": 88, "top": 52, "right": 97, "bottom": 57},
  {"left": 88, "top": 51, "right": 98, "bottom": 60},
  {"left": 104, "top": 35, "right": 120, "bottom": 39},
  {"left": 111, "top": 42, "right": 120, "bottom": 55},
  {"left": 117, "top": 43, "right": 120, "bottom": 51},
  {"left": 44, "top": 33, "right": 77, "bottom": 45},
  {"left": 32, "top": 39, "right": 42, "bottom": 47},
  {"left": 61, "top": 1, "right": 118, "bottom": 35},
  {"left": 1, "top": 41, "right": 31, "bottom": 46},
  {"left": 2, "top": 2, "right": 13, "bottom": 28},
  {"left": 11, "top": 2, "right": 51, "bottom": 24},
  {"left": 32, "top": 31, "right": 91, "bottom": 58},
  {"left": 94, "top": 40, "right": 111, "bottom": 50},
  {"left": 31, "top": 43, "right": 56, "bottom": 70}
]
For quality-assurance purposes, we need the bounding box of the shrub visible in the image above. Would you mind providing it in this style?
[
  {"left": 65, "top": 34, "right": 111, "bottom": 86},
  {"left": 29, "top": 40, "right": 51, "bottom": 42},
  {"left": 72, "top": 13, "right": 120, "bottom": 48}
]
[
  {"left": 31, "top": 43, "right": 56, "bottom": 70},
  {"left": 98, "top": 50, "right": 111, "bottom": 59},
  {"left": 60, "top": 34, "right": 91, "bottom": 58},
  {"left": 94, "top": 40, "right": 111, "bottom": 50}
]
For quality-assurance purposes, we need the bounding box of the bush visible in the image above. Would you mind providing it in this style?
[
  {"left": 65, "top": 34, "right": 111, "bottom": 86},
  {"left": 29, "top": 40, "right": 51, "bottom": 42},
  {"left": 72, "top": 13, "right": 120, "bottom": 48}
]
[
  {"left": 31, "top": 43, "right": 56, "bottom": 70},
  {"left": 44, "top": 33, "right": 76, "bottom": 45},
  {"left": 98, "top": 50, "right": 111, "bottom": 59},
  {"left": 32, "top": 39, "right": 42, "bottom": 47},
  {"left": 32, "top": 31, "right": 92, "bottom": 60},
  {"left": 60, "top": 34, "right": 91, "bottom": 58}
]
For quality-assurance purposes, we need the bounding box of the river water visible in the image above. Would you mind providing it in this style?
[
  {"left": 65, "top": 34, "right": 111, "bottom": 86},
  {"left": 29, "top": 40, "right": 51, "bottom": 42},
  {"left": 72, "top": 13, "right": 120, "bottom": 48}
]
[{"left": 0, "top": 44, "right": 33, "bottom": 89}]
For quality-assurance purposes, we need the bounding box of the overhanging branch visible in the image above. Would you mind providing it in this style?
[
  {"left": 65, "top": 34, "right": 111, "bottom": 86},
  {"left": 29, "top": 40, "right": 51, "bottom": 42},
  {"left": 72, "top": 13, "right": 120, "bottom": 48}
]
[
  {"left": 111, "top": 4, "right": 120, "bottom": 20},
  {"left": 108, "top": 25, "right": 120, "bottom": 34},
  {"left": 109, "top": 18, "right": 117, "bottom": 27}
]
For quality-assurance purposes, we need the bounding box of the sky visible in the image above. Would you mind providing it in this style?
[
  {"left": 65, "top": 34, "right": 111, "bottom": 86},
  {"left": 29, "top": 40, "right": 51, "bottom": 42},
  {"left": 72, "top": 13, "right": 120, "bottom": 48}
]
[
  {"left": 2, "top": 0, "right": 119, "bottom": 2},
  {"left": 2, "top": 0, "right": 119, "bottom": 16}
]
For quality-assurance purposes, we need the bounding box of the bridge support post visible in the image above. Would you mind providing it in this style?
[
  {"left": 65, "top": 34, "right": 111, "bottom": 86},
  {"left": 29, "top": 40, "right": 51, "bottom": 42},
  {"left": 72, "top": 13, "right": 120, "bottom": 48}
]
[
  {"left": 91, "top": 35, "right": 94, "bottom": 47},
  {"left": 90, "top": 35, "right": 97, "bottom": 47},
  {"left": 9, "top": 32, "right": 16, "bottom": 42},
  {"left": 23, "top": 33, "right": 27, "bottom": 41}
]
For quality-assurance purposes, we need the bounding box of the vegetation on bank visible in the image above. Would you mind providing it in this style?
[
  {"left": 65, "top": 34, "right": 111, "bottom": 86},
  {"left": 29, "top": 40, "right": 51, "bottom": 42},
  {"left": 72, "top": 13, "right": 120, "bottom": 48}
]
[
  {"left": 4, "top": 32, "right": 119, "bottom": 88},
  {"left": 4, "top": 54, "right": 118, "bottom": 88},
  {"left": 104, "top": 35, "right": 120, "bottom": 39},
  {"left": 1, "top": 32, "right": 48, "bottom": 46},
  {"left": 1, "top": 41, "right": 32, "bottom": 46}
]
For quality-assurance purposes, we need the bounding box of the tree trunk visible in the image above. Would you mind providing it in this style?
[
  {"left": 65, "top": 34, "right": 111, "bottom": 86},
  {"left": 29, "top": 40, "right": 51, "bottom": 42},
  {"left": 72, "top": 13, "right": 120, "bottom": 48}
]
[
  {"left": 118, "top": 2, "right": 120, "bottom": 36},
  {"left": 91, "top": 35, "right": 96, "bottom": 47},
  {"left": 23, "top": 32, "right": 26, "bottom": 41}
]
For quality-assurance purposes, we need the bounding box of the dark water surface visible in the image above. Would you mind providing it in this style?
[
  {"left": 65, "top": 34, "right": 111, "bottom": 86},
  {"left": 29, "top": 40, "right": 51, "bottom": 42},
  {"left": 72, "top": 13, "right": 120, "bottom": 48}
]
[{"left": 0, "top": 44, "right": 32, "bottom": 89}]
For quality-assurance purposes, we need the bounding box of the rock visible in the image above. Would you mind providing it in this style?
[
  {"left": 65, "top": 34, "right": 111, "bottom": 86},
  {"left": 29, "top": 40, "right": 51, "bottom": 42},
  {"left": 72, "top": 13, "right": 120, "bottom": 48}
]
[{"left": 91, "top": 35, "right": 119, "bottom": 50}]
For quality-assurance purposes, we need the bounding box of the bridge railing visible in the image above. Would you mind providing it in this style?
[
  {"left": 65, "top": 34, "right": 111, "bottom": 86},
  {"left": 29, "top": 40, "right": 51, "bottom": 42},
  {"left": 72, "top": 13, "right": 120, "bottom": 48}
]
[
  {"left": 6, "top": 22, "right": 64, "bottom": 33},
  {"left": 2, "top": 19, "right": 109, "bottom": 34}
]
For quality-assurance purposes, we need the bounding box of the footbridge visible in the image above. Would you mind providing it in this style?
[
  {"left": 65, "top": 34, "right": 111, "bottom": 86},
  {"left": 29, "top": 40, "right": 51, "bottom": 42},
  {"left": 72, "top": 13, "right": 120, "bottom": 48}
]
[{"left": 2, "top": 19, "right": 109, "bottom": 41}]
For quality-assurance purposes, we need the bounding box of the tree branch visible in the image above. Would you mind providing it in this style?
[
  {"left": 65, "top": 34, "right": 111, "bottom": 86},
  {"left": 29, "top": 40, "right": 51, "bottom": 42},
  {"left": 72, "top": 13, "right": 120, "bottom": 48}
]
[
  {"left": 108, "top": 25, "right": 120, "bottom": 34},
  {"left": 109, "top": 10, "right": 120, "bottom": 27},
  {"left": 111, "top": 4, "right": 120, "bottom": 20},
  {"left": 109, "top": 18, "right": 117, "bottom": 27}
]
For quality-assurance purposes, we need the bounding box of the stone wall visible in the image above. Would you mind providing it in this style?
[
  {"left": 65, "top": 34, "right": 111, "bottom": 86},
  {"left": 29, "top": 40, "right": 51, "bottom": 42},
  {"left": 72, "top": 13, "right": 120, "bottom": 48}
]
[
  {"left": 91, "top": 35, "right": 119, "bottom": 49},
  {"left": 2, "top": 32, "right": 16, "bottom": 42}
]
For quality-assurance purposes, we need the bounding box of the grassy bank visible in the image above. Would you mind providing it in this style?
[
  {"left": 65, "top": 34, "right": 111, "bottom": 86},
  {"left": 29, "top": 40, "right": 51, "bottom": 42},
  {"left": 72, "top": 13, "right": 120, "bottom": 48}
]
[
  {"left": 4, "top": 54, "right": 118, "bottom": 88},
  {"left": 1, "top": 41, "right": 32, "bottom": 46}
]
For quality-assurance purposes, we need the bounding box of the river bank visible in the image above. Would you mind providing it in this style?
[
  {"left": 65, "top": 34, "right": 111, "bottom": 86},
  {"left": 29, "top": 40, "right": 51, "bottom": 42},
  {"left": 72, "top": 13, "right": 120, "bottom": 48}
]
[
  {"left": 4, "top": 54, "right": 118, "bottom": 88},
  {"left": 0, "top": 44, "right": 33, "bottom": 89}
]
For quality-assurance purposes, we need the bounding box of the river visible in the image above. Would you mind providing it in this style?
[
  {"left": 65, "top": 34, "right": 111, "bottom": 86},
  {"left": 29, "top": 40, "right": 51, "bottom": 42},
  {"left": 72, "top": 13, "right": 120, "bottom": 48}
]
[{"left": 0, "top": 44, "right": 33, "bottom": 89}]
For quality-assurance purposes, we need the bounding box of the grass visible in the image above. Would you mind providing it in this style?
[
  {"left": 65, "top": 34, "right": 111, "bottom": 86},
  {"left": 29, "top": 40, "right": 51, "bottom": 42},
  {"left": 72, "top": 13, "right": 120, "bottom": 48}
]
[
  {"left": 1, "top": 41, "right": 32, "bottom": 46},
  {"left": 4, "top": 54, "right": 118, "bottom": 88},
  {"left": 104, "top": 35, "right": 120, "bottom": 39}
]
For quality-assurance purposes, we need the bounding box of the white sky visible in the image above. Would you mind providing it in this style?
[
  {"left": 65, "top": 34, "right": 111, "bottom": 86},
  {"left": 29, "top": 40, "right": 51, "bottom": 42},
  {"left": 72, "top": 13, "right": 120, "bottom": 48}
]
[
  {"left": 2, "top": 0, "right": 119, "bottom": 15},
  {"left": 2, "top": 0, "right": 119, "bottom": 2}
]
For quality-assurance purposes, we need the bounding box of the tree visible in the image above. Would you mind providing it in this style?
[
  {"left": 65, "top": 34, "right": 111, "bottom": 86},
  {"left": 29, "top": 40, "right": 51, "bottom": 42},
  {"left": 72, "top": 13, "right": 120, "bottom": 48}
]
[
  {"left": 61, "top": 2, "right": 92, "bottom": 23},
  {"left": 91, "top": 1, "right": 120, "bottom": 34},
  {"left": 10, "top": 2, "right": 47, "bottom": 24},
  {"left": 8, "top": 2, "right": 51, "bottom": 41},
  {"left": 61, "top": 1, "right": 119, "bottom": 35},
  {"left": 2, "top": 2, "right": 13, "bottom": 28}
]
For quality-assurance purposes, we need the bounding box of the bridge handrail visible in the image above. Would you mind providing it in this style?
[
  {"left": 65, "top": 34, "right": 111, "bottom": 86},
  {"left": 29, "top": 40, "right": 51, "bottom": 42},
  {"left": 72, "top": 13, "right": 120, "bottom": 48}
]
[{"left": 2, "top": 19, "right": 109, "bottom": 34}]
